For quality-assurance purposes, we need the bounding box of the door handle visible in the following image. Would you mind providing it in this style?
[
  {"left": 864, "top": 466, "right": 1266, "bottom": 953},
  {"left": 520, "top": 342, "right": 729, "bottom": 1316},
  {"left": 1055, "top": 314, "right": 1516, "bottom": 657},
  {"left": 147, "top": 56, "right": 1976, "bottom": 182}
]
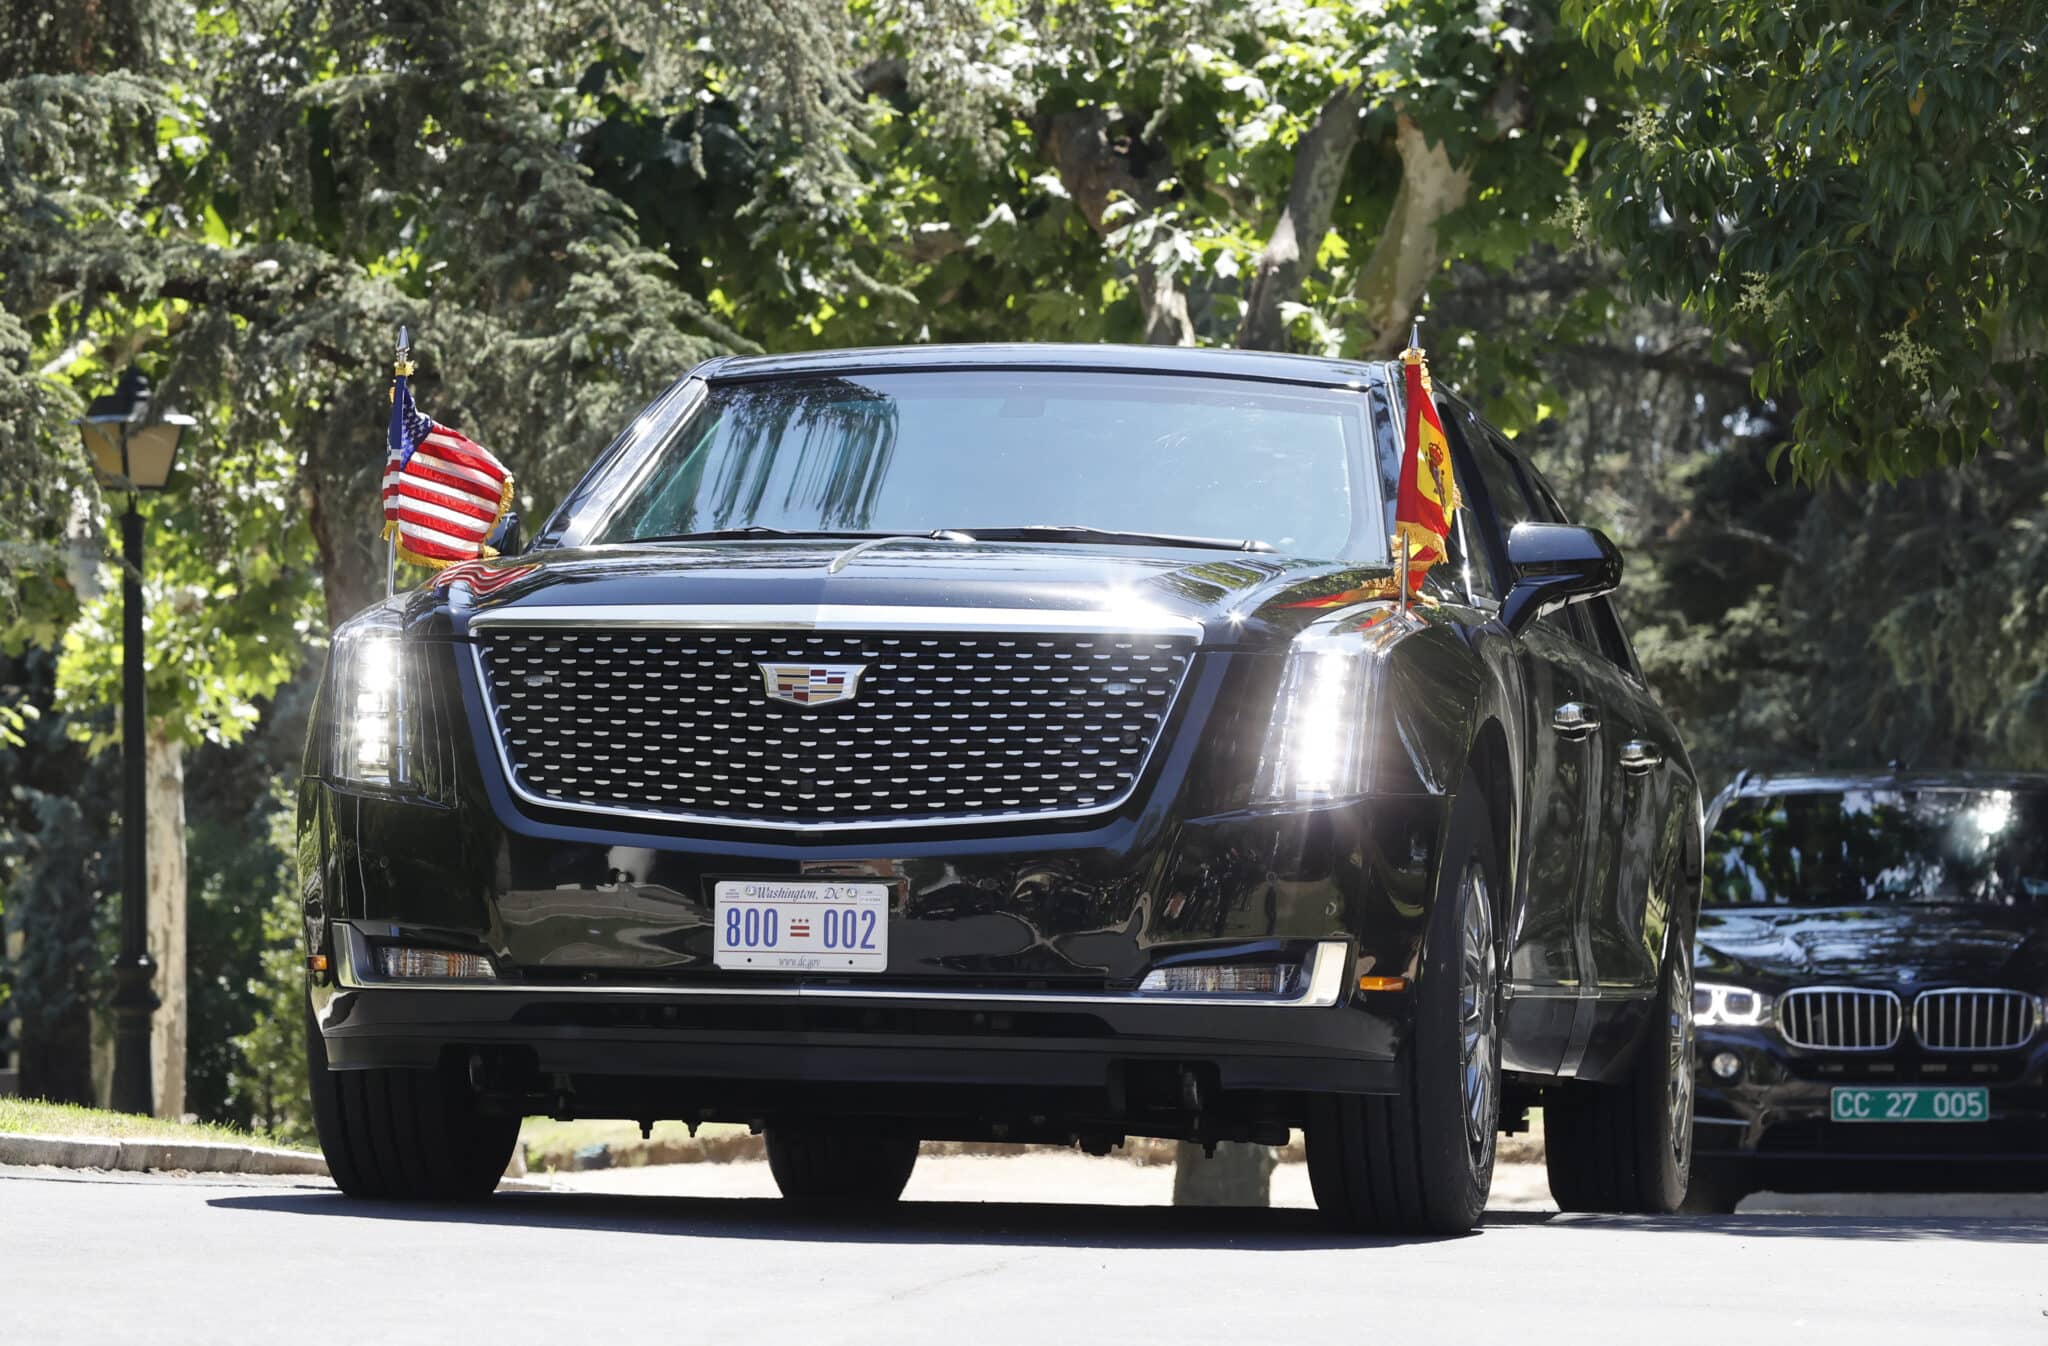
[
  {"left": 1552, "top": 702, "right": 1600, "bottom": 738},
  {"left": 1620, "top": 739, "right": 1665, "bottom": 773}
]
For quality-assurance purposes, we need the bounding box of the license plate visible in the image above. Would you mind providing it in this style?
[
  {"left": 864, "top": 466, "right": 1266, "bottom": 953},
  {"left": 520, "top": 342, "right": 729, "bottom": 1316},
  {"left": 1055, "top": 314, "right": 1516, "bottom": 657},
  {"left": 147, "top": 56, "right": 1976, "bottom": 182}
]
[
  {"left": 712, "top": 880, "right": 889, "bottom": 972},
  {"left": 1830, "top": 1085, "right": 1989, "bottom": 1123}
]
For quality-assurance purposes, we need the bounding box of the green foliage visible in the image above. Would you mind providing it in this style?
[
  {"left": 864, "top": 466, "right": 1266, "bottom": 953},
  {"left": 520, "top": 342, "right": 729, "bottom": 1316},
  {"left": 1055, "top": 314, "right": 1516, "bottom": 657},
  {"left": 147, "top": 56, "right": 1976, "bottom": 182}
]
[
  {"left": 222, "top": 783, "right": 314, "bottom": 1145},
  {"left": 1569, "top": 0, "right": 2048, "bottom": 479},
  {"left": 0, "top": 650, "right": 117, "bottom": 1103}
]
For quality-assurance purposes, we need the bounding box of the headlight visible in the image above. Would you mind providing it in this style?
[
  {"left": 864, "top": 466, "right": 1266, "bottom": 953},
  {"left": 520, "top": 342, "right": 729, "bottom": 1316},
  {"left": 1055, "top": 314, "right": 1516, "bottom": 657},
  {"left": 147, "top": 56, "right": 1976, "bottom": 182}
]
[
  {"left": 1252, "top": 607, "right": 1407, "bottom": 803},
  {"left": 1694, "top": 980, "right": 1774, "bottom": 1027},
  {"left": 328, "top": 605, "right": 409, "bottom": 789}
]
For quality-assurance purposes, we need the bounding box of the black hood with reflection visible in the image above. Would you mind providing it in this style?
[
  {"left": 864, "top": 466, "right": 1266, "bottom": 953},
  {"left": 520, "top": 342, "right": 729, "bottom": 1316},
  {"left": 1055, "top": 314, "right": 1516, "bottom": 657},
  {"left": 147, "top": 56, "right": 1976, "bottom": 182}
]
[{"left": 424, "top": 538, "right": 1404, "bottom": 651}]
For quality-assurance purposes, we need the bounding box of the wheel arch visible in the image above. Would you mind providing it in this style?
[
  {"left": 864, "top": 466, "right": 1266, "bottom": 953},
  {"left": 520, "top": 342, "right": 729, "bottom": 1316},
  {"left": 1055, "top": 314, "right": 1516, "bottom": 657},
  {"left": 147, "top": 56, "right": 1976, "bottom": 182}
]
[{"left": 1462, "top": 715, "right": 1516, "bottom": 931}]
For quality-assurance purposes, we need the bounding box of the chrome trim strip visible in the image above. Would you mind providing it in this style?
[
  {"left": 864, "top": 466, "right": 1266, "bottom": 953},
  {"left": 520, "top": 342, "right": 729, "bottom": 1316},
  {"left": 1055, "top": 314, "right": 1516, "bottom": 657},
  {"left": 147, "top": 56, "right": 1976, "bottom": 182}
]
[
  {"left": 465, "top": 607, "right": 1201, "bottom": 832},
  {"left": 465, "top": 603, "right": 1205, "bottom": 638},
  {"left": 1506, "top": 982, "right": 1656, "bottom": 1002},
  {"left": 334, "top": 926, "right": 1349, "bottom": 1009}
]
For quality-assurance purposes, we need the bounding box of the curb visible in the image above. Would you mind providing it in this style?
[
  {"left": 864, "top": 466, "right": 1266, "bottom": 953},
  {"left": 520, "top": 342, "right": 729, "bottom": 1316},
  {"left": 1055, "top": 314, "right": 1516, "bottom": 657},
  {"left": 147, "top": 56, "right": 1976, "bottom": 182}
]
[{"left": 0, "top": 1131, "right": 329, "bottom": 1177}]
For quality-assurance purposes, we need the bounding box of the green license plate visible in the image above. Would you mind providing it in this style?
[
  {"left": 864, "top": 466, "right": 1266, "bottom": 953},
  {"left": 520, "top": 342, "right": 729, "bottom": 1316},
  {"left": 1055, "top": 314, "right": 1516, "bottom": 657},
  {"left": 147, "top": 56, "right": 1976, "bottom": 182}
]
[{"left": 1830, "top": 1085, "right": 1989, "bottom": 1123}]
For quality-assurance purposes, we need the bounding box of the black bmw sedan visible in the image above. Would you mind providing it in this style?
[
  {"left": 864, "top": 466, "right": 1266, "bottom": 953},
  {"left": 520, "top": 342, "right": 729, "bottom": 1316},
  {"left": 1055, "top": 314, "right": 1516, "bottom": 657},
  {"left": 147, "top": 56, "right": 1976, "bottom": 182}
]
[
  {"left": 1689, "top": 770, "right": 2048, "bottom": 1210},
  {"left": 299, "top": 343, "right": 1704, "bottom": 1233}
]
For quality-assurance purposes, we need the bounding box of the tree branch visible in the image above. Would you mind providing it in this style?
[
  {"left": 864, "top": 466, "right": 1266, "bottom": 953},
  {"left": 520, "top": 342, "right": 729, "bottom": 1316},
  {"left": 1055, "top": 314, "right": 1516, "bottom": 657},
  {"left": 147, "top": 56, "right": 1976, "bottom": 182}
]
[
  {"left": 1236, "top": 86, "right": 1362, "bottom": 351},
  {"left": 1570, "top": 341, "right": 1756, "bottom": 390},
  {"left": 1037, "top": 109, "right": 1193, "bottom": 345}
]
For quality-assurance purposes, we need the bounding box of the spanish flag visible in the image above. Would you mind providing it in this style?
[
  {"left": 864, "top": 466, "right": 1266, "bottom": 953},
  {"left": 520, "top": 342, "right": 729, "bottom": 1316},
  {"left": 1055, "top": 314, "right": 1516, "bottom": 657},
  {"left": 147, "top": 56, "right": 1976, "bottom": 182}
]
[{"left": 1394, "top": 343, "right": 1460, "bottom": 593}]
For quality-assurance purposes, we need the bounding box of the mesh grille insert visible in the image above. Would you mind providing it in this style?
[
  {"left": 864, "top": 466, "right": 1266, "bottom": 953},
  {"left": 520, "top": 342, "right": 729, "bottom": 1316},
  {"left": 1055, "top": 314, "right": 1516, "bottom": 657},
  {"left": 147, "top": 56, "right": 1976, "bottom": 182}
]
[{"left": 475, "top": 627, "right": 1195, "bottom": 824}]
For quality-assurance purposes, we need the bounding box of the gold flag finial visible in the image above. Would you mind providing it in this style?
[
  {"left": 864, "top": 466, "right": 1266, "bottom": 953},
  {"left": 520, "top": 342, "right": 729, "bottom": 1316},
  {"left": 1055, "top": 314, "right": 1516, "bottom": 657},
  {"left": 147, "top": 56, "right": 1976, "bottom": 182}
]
[
  {"left": 1402, "top": 313, "right": 1425, "bottom": 365},
  {"left": 394, "top": 323, "right": 415, "bottom": 378}
]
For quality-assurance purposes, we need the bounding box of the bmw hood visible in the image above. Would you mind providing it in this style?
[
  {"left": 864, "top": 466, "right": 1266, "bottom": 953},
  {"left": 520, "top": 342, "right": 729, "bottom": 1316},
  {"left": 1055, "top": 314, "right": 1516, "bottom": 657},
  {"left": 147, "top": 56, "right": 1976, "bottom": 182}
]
[{"left": 1696, "top": 905, "right": 2048, "bottom": 989}]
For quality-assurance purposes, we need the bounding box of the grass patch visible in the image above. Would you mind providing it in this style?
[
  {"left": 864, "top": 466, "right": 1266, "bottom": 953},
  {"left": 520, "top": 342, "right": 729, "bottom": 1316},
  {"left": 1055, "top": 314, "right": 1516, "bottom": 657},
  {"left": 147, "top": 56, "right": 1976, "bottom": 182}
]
[{"left": 0, "top": 1097, "right": 309, "bottom": 1151}]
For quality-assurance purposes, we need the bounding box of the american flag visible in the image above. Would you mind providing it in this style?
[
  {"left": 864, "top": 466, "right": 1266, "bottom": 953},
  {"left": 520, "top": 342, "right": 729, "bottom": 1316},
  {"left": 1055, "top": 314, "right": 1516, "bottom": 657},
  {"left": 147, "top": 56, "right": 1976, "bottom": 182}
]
[{"left": 385, "top": 368, "right": 515, "bottom": 568}]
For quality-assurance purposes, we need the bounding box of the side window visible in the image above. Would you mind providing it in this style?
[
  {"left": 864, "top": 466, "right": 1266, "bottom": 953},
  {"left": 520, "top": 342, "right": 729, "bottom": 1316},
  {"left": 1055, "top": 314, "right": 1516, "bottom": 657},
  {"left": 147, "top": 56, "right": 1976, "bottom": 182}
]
[
  {"left": 1397, "top": 390, "right": 1494, "bottom": 604},
  {"left": 1582, "top": 597, "right": 1641, "bottom": 679},
  {"left": 1433, "top": 489, "right": 1492, "bottom": 605},
  {"left": 1445, "top": 406, "right": 1533, "bottom": 600}
]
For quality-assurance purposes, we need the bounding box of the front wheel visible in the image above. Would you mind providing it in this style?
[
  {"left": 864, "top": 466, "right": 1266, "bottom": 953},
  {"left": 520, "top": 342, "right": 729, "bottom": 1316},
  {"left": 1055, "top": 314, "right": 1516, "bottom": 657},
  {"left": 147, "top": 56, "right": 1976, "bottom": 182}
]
[
  {"left": 1544, "top": 924, "right": 1696, "bottom": 1213},
  {"left": 765, "top": 1125, "right": 920, "bottom": 1212},
  {"left": 304, "top": 1001, "right": 520, "bottom": 1201},
  {"left": 1308, "top": 785, "right": 1502, "bottom": 1235}
]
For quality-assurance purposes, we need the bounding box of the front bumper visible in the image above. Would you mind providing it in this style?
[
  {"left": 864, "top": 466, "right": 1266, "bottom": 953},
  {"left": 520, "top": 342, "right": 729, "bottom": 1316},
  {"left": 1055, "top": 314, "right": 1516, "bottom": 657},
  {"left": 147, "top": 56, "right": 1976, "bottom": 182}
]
[
  {"left": 315, "top": 924, "right": 1403, "bottom": 1128},
  {"left": 1693, "top": 1025, "right": 2048, "bottom": 1189}
]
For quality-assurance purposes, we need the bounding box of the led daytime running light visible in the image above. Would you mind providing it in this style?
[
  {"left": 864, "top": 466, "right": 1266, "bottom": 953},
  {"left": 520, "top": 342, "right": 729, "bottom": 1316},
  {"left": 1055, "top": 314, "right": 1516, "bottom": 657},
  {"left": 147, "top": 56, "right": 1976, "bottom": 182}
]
[
  {"left": 1693, "top": 980, "right": 1773, "bottom": 1027},
  {"left": 378, "top": 945, "right": 496, "bottom": 981},
  {"left": 1137, "top": 964, "right": 1296, "bottom": 996}
]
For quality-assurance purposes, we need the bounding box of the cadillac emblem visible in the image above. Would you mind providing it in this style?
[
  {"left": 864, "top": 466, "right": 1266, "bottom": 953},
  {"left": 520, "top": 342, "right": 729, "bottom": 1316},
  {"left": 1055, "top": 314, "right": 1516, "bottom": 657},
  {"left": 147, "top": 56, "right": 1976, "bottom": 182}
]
[{"left": 758, "top": 662, "right": 865, "bottom": 707}]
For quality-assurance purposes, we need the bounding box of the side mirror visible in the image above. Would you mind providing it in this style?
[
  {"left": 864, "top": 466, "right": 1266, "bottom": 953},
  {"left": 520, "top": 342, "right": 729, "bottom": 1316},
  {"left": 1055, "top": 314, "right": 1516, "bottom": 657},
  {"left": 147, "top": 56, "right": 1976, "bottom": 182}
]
[
  {"left": 1499, "top": 523, "right": 1622, "bottom": 634},
  {"left": 487, "top": 509, "right": 524, "bottom": 557}
]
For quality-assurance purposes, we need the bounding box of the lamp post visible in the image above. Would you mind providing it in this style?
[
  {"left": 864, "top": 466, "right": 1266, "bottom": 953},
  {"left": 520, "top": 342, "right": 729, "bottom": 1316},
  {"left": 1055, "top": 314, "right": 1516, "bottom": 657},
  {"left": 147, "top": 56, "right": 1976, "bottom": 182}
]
[{"left": 74, "top": 369, "right": 193, "bottom": 1116}]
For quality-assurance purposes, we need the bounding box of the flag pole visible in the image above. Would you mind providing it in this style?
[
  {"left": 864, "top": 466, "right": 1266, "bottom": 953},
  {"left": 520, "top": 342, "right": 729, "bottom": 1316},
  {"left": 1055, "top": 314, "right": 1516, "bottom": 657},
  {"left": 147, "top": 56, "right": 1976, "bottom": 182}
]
[
  {"left": 1397, "top": 313, "right": 1424, "bottom": 613},
  {"left": 387, "top": 324, "right": 412, "bottom": 599}
]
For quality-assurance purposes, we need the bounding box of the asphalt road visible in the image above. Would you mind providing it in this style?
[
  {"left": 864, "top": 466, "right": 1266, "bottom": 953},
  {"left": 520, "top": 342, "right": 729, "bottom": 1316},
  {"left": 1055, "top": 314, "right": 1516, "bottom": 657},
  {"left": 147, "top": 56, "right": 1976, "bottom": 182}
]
[{"left": 4, "top": 1157, "right": 2046, "bottom": 1346}]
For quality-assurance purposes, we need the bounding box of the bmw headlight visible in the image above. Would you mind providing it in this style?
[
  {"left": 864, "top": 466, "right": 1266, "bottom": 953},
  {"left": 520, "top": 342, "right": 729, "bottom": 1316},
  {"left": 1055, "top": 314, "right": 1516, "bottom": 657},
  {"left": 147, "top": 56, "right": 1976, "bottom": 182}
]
[
  {"left": 1694, "top": 980, "right": 1774, "bottom": 1028},
  {"left": 328, "top": 605, "right": 409, "bottom": 789},
  {"left": 1252, "top": 607, "right": 1406, "bottom": 804}
]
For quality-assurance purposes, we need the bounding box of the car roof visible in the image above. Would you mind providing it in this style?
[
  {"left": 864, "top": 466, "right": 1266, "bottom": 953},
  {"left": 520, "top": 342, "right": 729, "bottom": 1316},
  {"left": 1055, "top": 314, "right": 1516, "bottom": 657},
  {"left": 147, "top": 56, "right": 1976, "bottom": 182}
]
[
  {"left": 1730, "top": 768, "right": 2048, "bottom": 796},
  {"left": 694, "top": 342, "right": 1392, "bottom": 390}
]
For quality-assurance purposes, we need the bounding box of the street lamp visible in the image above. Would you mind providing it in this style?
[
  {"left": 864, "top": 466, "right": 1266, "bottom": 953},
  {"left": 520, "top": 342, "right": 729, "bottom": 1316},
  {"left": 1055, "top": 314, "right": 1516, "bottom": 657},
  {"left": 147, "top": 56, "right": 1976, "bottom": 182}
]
[{"left": 74, "top": 368, "right": 193, "bottom": 1116}]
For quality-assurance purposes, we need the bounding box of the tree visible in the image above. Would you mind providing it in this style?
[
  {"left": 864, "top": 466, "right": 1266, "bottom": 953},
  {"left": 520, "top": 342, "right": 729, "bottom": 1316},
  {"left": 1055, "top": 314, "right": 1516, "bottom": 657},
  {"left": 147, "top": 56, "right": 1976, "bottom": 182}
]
[{"left": 1569, "top": 0, "right": 2048, "bottom": 479}]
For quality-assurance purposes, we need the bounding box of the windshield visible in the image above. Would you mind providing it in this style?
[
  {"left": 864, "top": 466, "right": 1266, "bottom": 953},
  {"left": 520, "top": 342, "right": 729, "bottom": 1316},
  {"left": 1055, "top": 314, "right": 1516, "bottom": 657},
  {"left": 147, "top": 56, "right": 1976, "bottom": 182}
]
[
  {"left": 1705, "top": 788, "right": 2048, "bottom": 908},
  {"left": 580, "top": 371, "right": 1381, "bottom": 560}
]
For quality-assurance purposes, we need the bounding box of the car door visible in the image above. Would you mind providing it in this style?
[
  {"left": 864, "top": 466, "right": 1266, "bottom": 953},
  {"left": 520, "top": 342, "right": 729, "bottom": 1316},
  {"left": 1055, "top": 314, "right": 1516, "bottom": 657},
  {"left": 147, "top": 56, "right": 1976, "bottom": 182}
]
[
  {"left": 1441, "top": 408, "right": 1597, "bottom": 1001},
  {"left": 1522, "top": 466, "right": 1671, "bottom": 993}
]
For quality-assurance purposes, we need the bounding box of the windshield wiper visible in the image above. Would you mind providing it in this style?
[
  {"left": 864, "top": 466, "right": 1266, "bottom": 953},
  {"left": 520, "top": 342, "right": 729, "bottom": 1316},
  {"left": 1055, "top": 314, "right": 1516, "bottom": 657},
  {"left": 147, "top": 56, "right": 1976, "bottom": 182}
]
[{"left": 942, "top": 524, "right": 1274, "bottom": 553}]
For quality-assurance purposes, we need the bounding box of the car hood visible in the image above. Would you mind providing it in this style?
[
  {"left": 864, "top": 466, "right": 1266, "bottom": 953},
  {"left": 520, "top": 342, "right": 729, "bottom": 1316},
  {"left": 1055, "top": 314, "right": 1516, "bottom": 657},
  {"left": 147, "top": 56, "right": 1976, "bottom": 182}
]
[
  {"left": 1696, "top": 905, "right": 2048, "bottom": 989},
  {"left": 418, "top": 538, "right": 1402, "bottom": 650}
]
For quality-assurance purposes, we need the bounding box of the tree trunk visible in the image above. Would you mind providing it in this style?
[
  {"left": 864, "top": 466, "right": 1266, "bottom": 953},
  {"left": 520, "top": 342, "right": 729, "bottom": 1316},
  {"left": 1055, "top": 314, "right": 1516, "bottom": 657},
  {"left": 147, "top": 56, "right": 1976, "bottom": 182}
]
[
  {"left": 145, "top": 728, "right": 186, "bottom": 1119},
  {"left": 1038, "top": 109, "right": 1195, "bottom": 347},
  {"left": 1349, "top": 116, "right": 1476, "bottom": 357},
  {"left": 1236, "top": 87, "right": 1364, "bottom": 351}
]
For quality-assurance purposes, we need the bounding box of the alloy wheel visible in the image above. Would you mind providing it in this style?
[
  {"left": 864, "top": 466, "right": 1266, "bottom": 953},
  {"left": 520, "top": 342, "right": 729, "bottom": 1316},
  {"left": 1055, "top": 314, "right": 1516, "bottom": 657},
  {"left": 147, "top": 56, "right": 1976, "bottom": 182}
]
[
  {"left": 1667, "top": 949, "right": 1696, "bottom": 1169},
  {"left": 1457, "top": 863, "right": 1499, "bottom": 1162}
]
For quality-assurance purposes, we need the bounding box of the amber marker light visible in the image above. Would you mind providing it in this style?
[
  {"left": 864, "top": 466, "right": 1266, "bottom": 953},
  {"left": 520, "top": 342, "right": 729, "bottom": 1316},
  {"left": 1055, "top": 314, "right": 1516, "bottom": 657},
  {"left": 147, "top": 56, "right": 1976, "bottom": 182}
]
[{"left": 1357, "top": 975, "right": 1409, "bottom": 992}]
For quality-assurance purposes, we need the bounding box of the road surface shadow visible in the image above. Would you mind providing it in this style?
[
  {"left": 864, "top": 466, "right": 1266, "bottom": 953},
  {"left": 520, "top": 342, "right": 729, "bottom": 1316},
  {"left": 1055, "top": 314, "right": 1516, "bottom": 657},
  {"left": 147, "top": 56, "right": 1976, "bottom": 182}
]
[
  {"left": 205, "top": 1189, "right": 1470, "bottom": 1250},
  {"left": 1491, "top": 1210, "right": 2048, "bottom": 1243},
  {"left": 204, "top": 1187, "right": 2048, "bottom": 1247}
]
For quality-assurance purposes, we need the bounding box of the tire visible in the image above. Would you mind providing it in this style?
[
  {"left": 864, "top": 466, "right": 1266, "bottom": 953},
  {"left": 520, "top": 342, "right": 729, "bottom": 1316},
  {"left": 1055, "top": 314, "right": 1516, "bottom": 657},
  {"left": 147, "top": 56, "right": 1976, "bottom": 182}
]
[
  {"left": 1308, "top": 784, "right": 1503, "bottom": 1235},
  {"left": 765, "top": 1125, "right": 920, "bottom": 1212},
  {"left": 1544, "top": 916, "right": 1697, "bottom": 1214},
  {"left": 304, "top": 1001, "right": 519, "bottom": 1201}
]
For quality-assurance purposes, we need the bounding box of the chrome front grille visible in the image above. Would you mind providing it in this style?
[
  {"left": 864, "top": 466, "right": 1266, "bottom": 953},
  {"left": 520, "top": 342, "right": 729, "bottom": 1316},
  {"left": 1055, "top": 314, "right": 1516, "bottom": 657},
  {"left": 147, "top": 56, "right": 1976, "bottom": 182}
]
[
  {"left": 473, "top": 625, "right": 1196, "bottom": 826},
  {"left": 1776, "top": 987, "right": 1902, "bottom": 1051},
  {"left": 1912, "top": 988, "right": 2040, "bottom": 1052}
]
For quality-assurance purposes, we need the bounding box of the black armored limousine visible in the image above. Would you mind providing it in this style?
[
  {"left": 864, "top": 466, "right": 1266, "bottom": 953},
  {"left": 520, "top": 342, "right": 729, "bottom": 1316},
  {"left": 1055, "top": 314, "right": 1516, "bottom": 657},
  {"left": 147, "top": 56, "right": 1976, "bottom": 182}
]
[{"left": 299, "top": 343, "right": 1704, "bottom": 1233}]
